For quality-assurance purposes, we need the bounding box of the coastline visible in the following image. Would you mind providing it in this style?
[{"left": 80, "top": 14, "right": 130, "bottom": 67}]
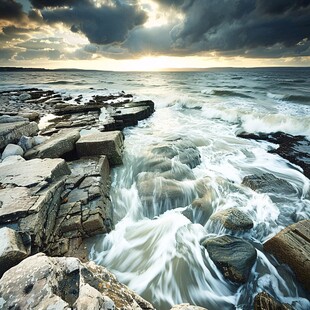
[{"left": 0, "top": 85, "right": 309, "bottom": 309}]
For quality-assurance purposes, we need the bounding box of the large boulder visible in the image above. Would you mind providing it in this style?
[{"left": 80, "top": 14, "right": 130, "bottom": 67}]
[
  {"left": 242, "top": 173, "right": 296, "bottom": 195},
  {"left": 0, "top": 227, "right": 31, "bottom": 277},
  {"left": 202, "top": 235, "right": 257, "bottom": 283},
  {"left": 0, "top": 253, "right": 155, "bottom": 310},
  {"left": 264, "top": 220, "right": 310, "bottom": 292},
  {"left": 210, "top": 208, "right": 253, "bottom": 231},
  {"left": 76, "top": 131, "right": 123, "bottom": 166},
  {"left": 25, "top": 128, "right": 80, "bottom": 159},
  {"left": 1, "top": 143, "right": 24, "bottom": 160}
]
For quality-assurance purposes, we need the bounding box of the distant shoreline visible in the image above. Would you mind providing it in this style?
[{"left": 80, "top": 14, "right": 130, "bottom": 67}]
[{"left": 1, "top": 66, "right": 310, "bottom": 73}]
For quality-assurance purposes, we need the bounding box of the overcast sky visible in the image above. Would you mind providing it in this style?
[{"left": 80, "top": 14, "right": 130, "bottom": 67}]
[{"left": 0, "top": 0, "right": 309, "bottom": 70}]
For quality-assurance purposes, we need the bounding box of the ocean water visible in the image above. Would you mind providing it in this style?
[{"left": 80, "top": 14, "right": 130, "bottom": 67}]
[{"left": 1, "top": 68, "right": 310, "bottom": 309}]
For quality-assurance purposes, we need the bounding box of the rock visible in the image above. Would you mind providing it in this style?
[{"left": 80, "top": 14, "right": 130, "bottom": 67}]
[
  {"left": 54, "top": 104, "right": 103, "bottom": 115},
  {"left": 19, "top": 93, "right": 31, "bottom": 101},
  {"left": 210, "top": 208, "right": 253, "bottom": 231},
  {"left": 264, "top": 220, "right": 310, "bottom": 292},
  {"left": 170, "top": 304, "right": 208, "bottom": 310},
  {"left": 76, "top": 131, "right": 123, "bottom": 166},
  {"left": 238, "top": 132, "right": 310, "bottom": 179},
  {"left": 33, "top": 135, "right": 48, "bottom": 145},
  {"left": 0, "top": 121, "right": 39, "bottom": 151},
  {"left": 49, "top": 156, "right": 112, "bottom": 257},
  {"left": 18, "top": 135, "right": 34, "bottom": 151},
  {"left": 0, "top": 158, "right": 71, "bottom": 252},
  {"left": 242, "top": 173, "right": 296, "bottom": 195},
  {"left": 18, "top": 111, "right": 40, "bottom": 121},
  {"left": 1, "top": 155, "right": 25, "bottom": 165},
  {"left": 0, "top": 158, "right": 70, "bottom": 188},
  {"left": 254, "top": 292, "right": 292, "bottom": 310},
  {"left": 202, "top": 235, "right": 257, "bottom": 283},
  {"left": 189, "top": 196, "right": 214, "bottom": 225},
  {"left": 0, "top": 227, "right": 31, "bottom": 277},
  {"left": 25, "top": 128, "right": 80, "bottom": 159},
  {"left": 1, "top": 143, "right": 24, "bottom": 159},
  {"left": 137, "top": 177, "right": 196, "bottom": 216},
  {"left": 0, "top": 115, "right": 27, "bottom": 123},
  {"left": 0, "top": 253, "right": 155, "bottom": 309}
]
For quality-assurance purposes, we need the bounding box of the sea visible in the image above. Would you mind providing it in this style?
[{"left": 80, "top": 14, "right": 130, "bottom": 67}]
[{"left": 1, "top": 67, "right": 310, "bottom": 309}]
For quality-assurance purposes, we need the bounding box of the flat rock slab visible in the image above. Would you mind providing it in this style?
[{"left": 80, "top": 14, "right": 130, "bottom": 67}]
[
  {"left": 0, "top": 253, "right": 155, "bottom": 309},
  {"left": 0, "top": 121, "right": 39, "bottom": 150},
  {"left": 264, "top": 219, "right": 310, "bottom": 292},
  {"left": 0, "top": 158, "right": 70, "bottom": 188},
  {"left": 76, "top": 131, "right": 123, "bottom": 166},
  {"left": 25, "top": 128, "right": 80, "bottom": 159}
]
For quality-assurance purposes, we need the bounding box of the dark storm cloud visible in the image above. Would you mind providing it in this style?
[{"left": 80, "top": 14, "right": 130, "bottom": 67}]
[
  {"left": 40, "top": 0, "right": 147, "bottom": 44},
  {"left": 166, "top": 0, "right": 310, "bottom": 57},
  {"left": 29, "top": 0, "right": 86, "bottom": 9},
  {"left": 0, "top": 0, "right": 24, "bottom": 21}
]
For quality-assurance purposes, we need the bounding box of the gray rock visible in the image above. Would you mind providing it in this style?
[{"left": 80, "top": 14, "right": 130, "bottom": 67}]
[
  {"left": 0, "top": 227, "right": 31, "bottom": 276},
  {"left": 170, "top": 304, "right": 208, "bottom": 310},
  {"left": 33, "top": 135, "right": 48, "bottom": 146},
  {"left": 264, "top": 219, "right": 310, "bottom": 292},
  {"left": 25, "top": 128, "right": 80, "bottom": 159},
  {"left": 0, "top": 158, "right": 70, "bottom": 188},
  {"left": 0, "top": 121, "right": 39, "bottom": 150},
  {"left": 210, "top": 208, "right": 253, "bottom": 231},
  {"left": 0, "top": 253, "right": 155, "bottom": 310},
  {"left": 0, "top": 115, "right": 27, "bottom": 123},
  {"left": 19, "top": 93, "right": 31, "bottom": 101},
  {"left": 18, "top": 135, "right": 34, "bottom": 151},
  {"left": 76, "top": 131, "right": 123, "bottom": 166},
  {"left": 1, "top": 143, "right": 24, "bottom": 160},
  {"left": 202, "top": 235, "right": 257, "bottom": 283},
  {"left": 1, "top": 155, "right": 25, "bottom": 165},
  {"left": 242, "top": 173, "right": 296, "bottom": 195}
]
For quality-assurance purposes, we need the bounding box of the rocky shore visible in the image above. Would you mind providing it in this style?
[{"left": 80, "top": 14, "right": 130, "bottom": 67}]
[{"left": 0, "top": 88, "right": 309, "bottom": 309}]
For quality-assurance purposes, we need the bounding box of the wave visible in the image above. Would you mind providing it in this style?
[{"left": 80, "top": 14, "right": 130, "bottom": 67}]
[
  {"left": 203, "top": 89, "right": 254, "bottom": 99},
  {"left": 267, "top": 92, "right": 310, "bottom": 104}
]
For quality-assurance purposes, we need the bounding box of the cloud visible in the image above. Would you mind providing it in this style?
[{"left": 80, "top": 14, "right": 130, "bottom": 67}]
[
  {"left": 0, "top": 0, "right": 27, "bottom": 21},
  {"left": 39, "top": 0, "right": 147, "bottom": 44}
]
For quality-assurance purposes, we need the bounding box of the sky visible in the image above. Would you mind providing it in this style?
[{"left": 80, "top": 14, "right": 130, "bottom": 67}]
[{"left": 0, "top": 0, "right": 310, "bottom": 70}]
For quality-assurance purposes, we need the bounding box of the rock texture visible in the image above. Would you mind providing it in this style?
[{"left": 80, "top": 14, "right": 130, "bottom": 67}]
[
  {"left": 0, "top": 253, "right": 155, "bottom": 310},
  {"left": 0, "top": 158, "right": 71, "bottom": 253},
  {"left": 242, "top": 173, "right": 296, "bottom": 195},
  {"left": 210, "top": 208, "right": 253, "bottom": 231},
  {"left": 264, "top": 220, "right": 310, "bottom": 292},
  {"left": 76, "top": 131, "right": 124, "bottom": 166},
  {"left": 49, "top": 156, "right": 113, "bottom": 258},
  {"left": 202, "top": 235, "right": 257, "bottom": 283},
  {"left": 0, "top": 121, "right": 39, "bottom": 150},
  {"left": 238, "top": 132, "right": 310, "bottom": 179},
  {"left": 25, "top": 128, "right": 80, "bottom": 159},
  {"left": 0, "top": 227, "right": 31, "bottom": 277},
  {"left": 254, "top": 292, "right": 292, "bottom": 310}
]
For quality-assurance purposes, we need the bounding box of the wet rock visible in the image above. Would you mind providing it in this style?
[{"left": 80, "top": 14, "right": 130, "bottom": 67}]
[
  {"left": 1, "top": 143, "right": 24, "bottom": 159},
  {"left": 242, "top": 173, "right": 296, "bottom": 195},
  {"left": 238, "top": 131, "right": 310, "bottom": 178},
  {"left": 210, "top": 208, "right": 253, "bottom": 231},
  {"left": 0, "top": 227, "right": 31, "bottom": 277},
  {"left": 264, "top": 219, "right": 310, "bottom": 292},
  {"left": 0, "top": 121, "right": 39, "bottom": 150},
  {"left": 189, "top": 195, "right": 215, "bottom": 225},
  {"left": 54, "top": 104, "right": 103, "bottom": 115},
  {"left": 254, "top": 292, "right": 292, "bottom": 310},
  {"left": 170, "top": 304, "right": 208, "bottom": 310},
  {"left": 0, "top": 253, "right": 155, "bottom": 309},
  {"left": 202, "top": 235, "right": 257, "bottom": 283},
  {"left": 25, "top": 128, "right": 80, "bottom": 159},
  {"left": 76, "top": 131, "right": 123, "bottom": 166},
  {"left": 137, "top": 177, "right": 196, "bottom": 216}
]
